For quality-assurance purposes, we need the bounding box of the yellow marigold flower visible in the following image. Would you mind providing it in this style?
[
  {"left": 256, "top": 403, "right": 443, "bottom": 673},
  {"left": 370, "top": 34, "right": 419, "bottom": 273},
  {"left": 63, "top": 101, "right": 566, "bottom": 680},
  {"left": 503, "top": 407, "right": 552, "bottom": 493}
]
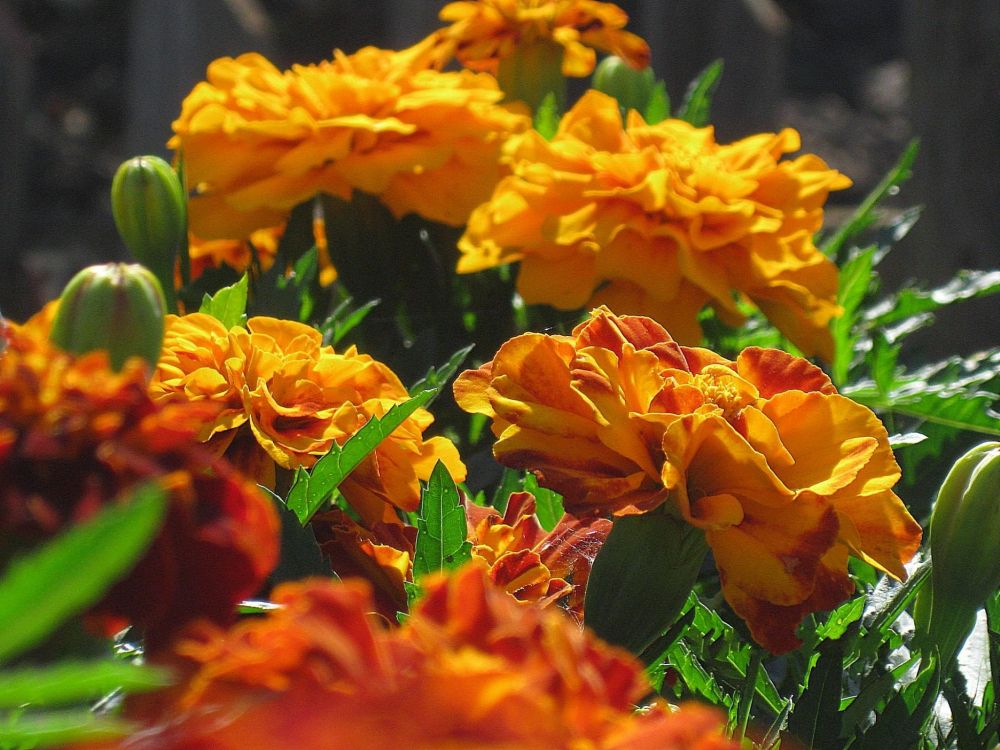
[
  {"left": 170, "top": 36, "right": 530, "bottom": 242},
  {"left": 437, "top": 0, "right": 650, "bottom": 77},
  {"left": 458, "top": 91, "right": 852, "bottom": 359},
  {"left": 150, "top": 313, "right": 465, "bottom": 525},
  {"left": 454, "top": 307, "right": 922, "bottom": 652},
  {"left": 72, "top": 567, "right": 736, "bottom": 750},
  {"left": 0, "top": 321, "right": 279, "bottom": 649}
]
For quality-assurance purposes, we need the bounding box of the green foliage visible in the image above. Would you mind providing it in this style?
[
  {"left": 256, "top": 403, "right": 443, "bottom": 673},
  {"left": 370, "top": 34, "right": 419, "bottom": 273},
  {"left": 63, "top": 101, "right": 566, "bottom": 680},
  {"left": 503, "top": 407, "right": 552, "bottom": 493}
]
[
  {"left": 644, "top": 80, "right": 670, "bottom": 123},
  {"left": 521, "top": 473, "right": 564, "bottom": 531},
  {"left": 533, "top": 92, "right": 561, "bottom": 140},
  {"left": 0, "top": 485, "right": 165, "bottom": 664},
  {"left": 0, "top": 661, "right": 170, "bottom": 708},
  {"left": 199, "top": 273, "right": 248, "bottom": 328},
  {"left": 412, "top": 461, "right": 473, "bottom": 578},
  {"left": 677, "top": 60, "right": 723, "bottom": 127},
  {"left": 319, "top": 296, "right": 380, "bottom": 346}
]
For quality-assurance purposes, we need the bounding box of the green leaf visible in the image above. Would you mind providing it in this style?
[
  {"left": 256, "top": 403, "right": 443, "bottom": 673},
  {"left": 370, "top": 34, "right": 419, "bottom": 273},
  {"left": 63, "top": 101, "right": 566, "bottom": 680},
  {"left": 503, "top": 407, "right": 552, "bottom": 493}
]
[
  {"left": 644, "top": 80, "right": 670, "bottom": 123},
  {"left": 490, "top": 468, "right": 522, "bottom": 514},
  {"left": 286, "top": 389, "right": 435, "bottom": 525},
  {"left": 0, "top": 661, "right": 171, "bottom": 708},
  {"left": 408, "top": 343, "right": 474, "bottom": 403},
  {"left": 839, "top": 654, "right": 921, "bottom": 737},
  {"left": 822, "top": 139, "right": 919, "bottom": 263},
  {"left": 585, "top": 514, "right": 707, "bottom": 655},
  {"left": 855, "top": 558, "right": 931, "bottom": 661},
  {"left": 677, "top": 60, "right": 723, "bottom": 127},
  {"left": 522, "top": 473, "right": 564, "bottom": 531},
  {"left": 259, "top": 487, "right": 330, "bottom": 586},
  {"left": 787, "top": 638, "right": 846, "bottom": 749},
  {"left": 866, "top": 269, "right": 1000, "bottom": 330},
  {"left": 198, "top": 273, "right": 248, "bottom": 329},
  {"left": 832, "top": 245, "right": 876, "bottom": 385},
  {"left": 319, "top": 297, "right": 380, "bottom": 347},
  {"left": 853, "top": 654, "right": 940, "bottom": 750},
  {"left": 533, "top": 91, "right": 561, "bottom": 140},
  {"left": 0, "top": 709, "right": 134, "bottom": 749},
  {"left": 412, "top": 461, "right": 472, "bottom": 578},
  {"left": 0, "top": 485, "right": 166, "bottom": 664}
]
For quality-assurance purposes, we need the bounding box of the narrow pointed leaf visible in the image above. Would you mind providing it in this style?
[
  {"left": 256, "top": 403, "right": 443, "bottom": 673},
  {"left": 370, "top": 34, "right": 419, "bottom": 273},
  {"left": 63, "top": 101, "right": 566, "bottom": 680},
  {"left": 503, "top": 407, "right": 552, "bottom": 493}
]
[
  {"left": 0, "top": 485, "right": 165, "bottom": 664},
  {"left": 677, "top": 60, "right": 723, "bottom": 126},
  {"left": 408, "top": 343, "right": 474, "bottom": 402},
  {"left": 0, "top": 661, "right": 171, "bottom": 708},
  {"left": 522, "top": 473, "right": 564, "bottom": 531}
]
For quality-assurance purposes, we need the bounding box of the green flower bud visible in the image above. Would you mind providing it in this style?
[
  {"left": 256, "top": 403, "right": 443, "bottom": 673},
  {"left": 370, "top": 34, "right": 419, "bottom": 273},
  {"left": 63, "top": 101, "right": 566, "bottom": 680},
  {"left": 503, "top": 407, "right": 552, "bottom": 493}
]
[
  {"left": 592, "top": 54, "right": 656, "bottom": 114},
  {"left": 111, "top": 155, "right": 186, "bottom": 311},
  {"left": 49, "top": 263, "right": 166, "bottom": 372},
  {"left": 921, "top": 442, "right": 1000, "bottom": 663}
]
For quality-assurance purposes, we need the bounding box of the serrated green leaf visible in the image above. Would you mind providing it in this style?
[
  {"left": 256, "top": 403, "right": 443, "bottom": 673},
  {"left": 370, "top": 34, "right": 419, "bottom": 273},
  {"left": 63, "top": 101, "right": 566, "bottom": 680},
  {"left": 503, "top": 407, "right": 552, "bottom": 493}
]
[
  {"left": 319, "top": 297, "right": 380, "bottom": 347},
  {"left": 0, "top": 661, "right": 171, "bottom": 708},
  {"left": 286, "top": 389, "right": 434, "bottom": 524},
  {"left": 0, "top": 709, "right": 134, "bottom": 749},
  {"left": 815, "top": 596, "right": 865, "bottom": 642},
  {"left": 198, "top": 274, "right": 248, "bottom": 328},
  {"left": 855, "top": 558, "right": 931, "bottom": 661},
  {"left": 787, "top": 637, "right": 846, "bottom": 749},
  {"left": 408, "top": 343, "right": 474, "bottom": 403},
  {"left": 666, "top": 639, "right": 730, "bottom": 708},
  {"left": 867, "top": 331, "right": 900, "bottom": 395},
  {"left": 412, "top": 461, "right": 472, "bottom": 577},
  {"left": 853, "top": 655, "right": 939, "bottom": 750},
  {"left": 832, "top": 245, "right": 876, "bottom": 385},
  {"left": 677, "top": 60, "right": 723, "bottom": 127},
  {"left": 522, "top": 473, "right": 564, "bottom": 531},
  {"left": 839, "top": 653, "right": 921, "bottom": 736},
  {"left": 644, "top": 80, "right": 670, "bottom": 123},
  {"left": 533, "top": 92, "right": 561, "bottom": 140},
  {"left": 0, "top": 485, "right": 165, "bottom": 664},
  {"left": 866, "top": 269, "right": 1000, "bottom": 329},
  {"left": 822, "top": 139, "right": 919, "bottom": 264}
]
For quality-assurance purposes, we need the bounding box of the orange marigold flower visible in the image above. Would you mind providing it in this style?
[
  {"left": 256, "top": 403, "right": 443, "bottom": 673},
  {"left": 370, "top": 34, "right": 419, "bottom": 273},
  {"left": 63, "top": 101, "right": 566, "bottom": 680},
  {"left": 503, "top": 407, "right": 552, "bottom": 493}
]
[
  {"left": 170, "top": 36, "right": 530, "bottom": 242},
  {"left": 468, "top": 490, "right": 611, "bottom": 616},
  {"left": 186, "top": 225, "right": 284, "bottom": 282},
  {"left": 458, "top": 90, "right": 852, "bottom": 359},
  {"left": 0, "top": 322, "right": 279, "bottom": 648},
  {"left": 149, "top": 313, "right": 465, "bottom": 525},
  {"left": 73, "top": 567, "right": 736, "bottom": 750},
  {"left": 436, "top": 0, "right": 650, "bottom": 77},
  {"left": 454, "top": 307, "right": 922, "bottom": 652}
]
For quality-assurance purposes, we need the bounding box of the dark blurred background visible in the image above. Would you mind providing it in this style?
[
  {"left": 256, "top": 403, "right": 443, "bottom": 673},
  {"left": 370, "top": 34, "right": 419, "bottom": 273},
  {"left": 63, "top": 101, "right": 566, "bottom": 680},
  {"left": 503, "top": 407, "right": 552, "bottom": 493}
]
[{"left": 1, "top": 0, "right": 997, "bottom": 358}]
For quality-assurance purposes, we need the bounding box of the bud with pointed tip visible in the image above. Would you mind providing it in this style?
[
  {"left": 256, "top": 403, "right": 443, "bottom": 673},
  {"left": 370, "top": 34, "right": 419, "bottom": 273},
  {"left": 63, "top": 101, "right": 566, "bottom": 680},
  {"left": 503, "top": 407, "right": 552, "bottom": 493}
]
[
  {"left": 111, "top": 155, "right": 186, "bottom": 311},
  {"left": 49, "top": 263, "right": 166, "bottom": 372},
  {"left": 919, "top": 442, "right": 1000, "bottom": 664}
]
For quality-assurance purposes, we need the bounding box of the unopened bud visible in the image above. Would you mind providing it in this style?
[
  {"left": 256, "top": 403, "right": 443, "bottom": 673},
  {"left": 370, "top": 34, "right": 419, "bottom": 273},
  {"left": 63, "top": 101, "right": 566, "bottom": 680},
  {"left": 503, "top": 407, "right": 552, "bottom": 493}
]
[
  {"left": 921, "top": 442, "right": 1000, "bottom": 663},
  {"left": 111, "top": 155, "right": 185, "bottom": 310},
  {"left": 592, "top": 55, "right": 656, "bottom": 114},
  {"left": 50, "top": 263, "right": 166, "bottom": 371}
]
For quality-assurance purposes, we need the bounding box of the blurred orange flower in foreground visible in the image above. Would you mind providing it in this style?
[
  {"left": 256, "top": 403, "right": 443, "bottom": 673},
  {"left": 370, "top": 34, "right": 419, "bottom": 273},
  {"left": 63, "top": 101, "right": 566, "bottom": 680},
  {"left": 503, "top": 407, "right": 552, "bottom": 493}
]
[
  {"left": 76, "top": 567, "right": 736, "bottom": 750},
  {"left": 0, "top": 320, "right": 278, "bottom": 648},
  {"left": 170, "top": 36, "right": 529, "bottom": 241},
  {"left": 458, "top": 91, "right": 851, "bottom": 359},
  {"left": 150, "top": 314, "right": 465, "bottom": 525},
  {"left": 435, "top": 0, "right": 650, "bottom": 77},
  {"left": 455, "top": 308, "right": 921, "bottom": 652}
]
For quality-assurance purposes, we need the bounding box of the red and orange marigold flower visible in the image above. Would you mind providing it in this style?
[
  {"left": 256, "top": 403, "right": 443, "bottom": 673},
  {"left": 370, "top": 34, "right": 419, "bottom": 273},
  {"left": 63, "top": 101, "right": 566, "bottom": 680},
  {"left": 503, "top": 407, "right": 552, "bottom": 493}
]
[
  {"left": 170, "top": 35, "right": 530, "bottom": 242},
  {"left": 0, "top": 320, "right": 279, "bottom": 648},
  {"left": 149, "top": 313, "right": 465, "bottom": 525},
  {"left": 454, "top": 307, "right": 922, "bottom": 652},
  {"left": 458, "top": 90, "right": 851, "bottom": 359},
  {"left": 73, "top": 567, "right": 736, "bottom": 750},
  {"left": 435, "top": 0, "right": 650, "bottom": 77}
]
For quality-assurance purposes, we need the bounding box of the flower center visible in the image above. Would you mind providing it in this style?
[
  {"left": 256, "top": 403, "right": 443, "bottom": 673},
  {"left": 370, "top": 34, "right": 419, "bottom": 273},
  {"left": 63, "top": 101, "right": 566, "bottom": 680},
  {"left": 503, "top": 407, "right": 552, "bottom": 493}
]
[{"left": 692, "top": 370, "right": 754, "bottom": 422}]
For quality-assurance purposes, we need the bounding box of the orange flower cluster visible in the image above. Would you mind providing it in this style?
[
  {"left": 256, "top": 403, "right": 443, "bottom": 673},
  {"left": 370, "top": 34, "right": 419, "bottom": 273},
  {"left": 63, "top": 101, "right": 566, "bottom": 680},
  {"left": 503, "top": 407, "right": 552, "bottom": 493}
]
[
  {"left": 311, "top": 490, "right": 610, "bottom": 623},
  {"left": 170, "top": 36, "right": 530, "bottom": 242},
  {"left": 0, "top": 321, "right": 278, "bottom": 648},
  {"left": 436, "top": 0, "right": 650, "bottom": 77},
  {"left": 458, "top": 91, "right": 851, "bottom": 359},
  {"left": 78, "top": 567, "right": 736, "bottom": 750},
  {"left": 149, "top": 313, "right": 465, "bottom": 524},
  {"left": 455, "top": 308, "right": 922, "bottom": 652},
  {"left": 468, "top": 490, "right": 611, "bottom": 617},
  {"left": 186, "top": 225, "right": 283, "bottom": 282}
]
